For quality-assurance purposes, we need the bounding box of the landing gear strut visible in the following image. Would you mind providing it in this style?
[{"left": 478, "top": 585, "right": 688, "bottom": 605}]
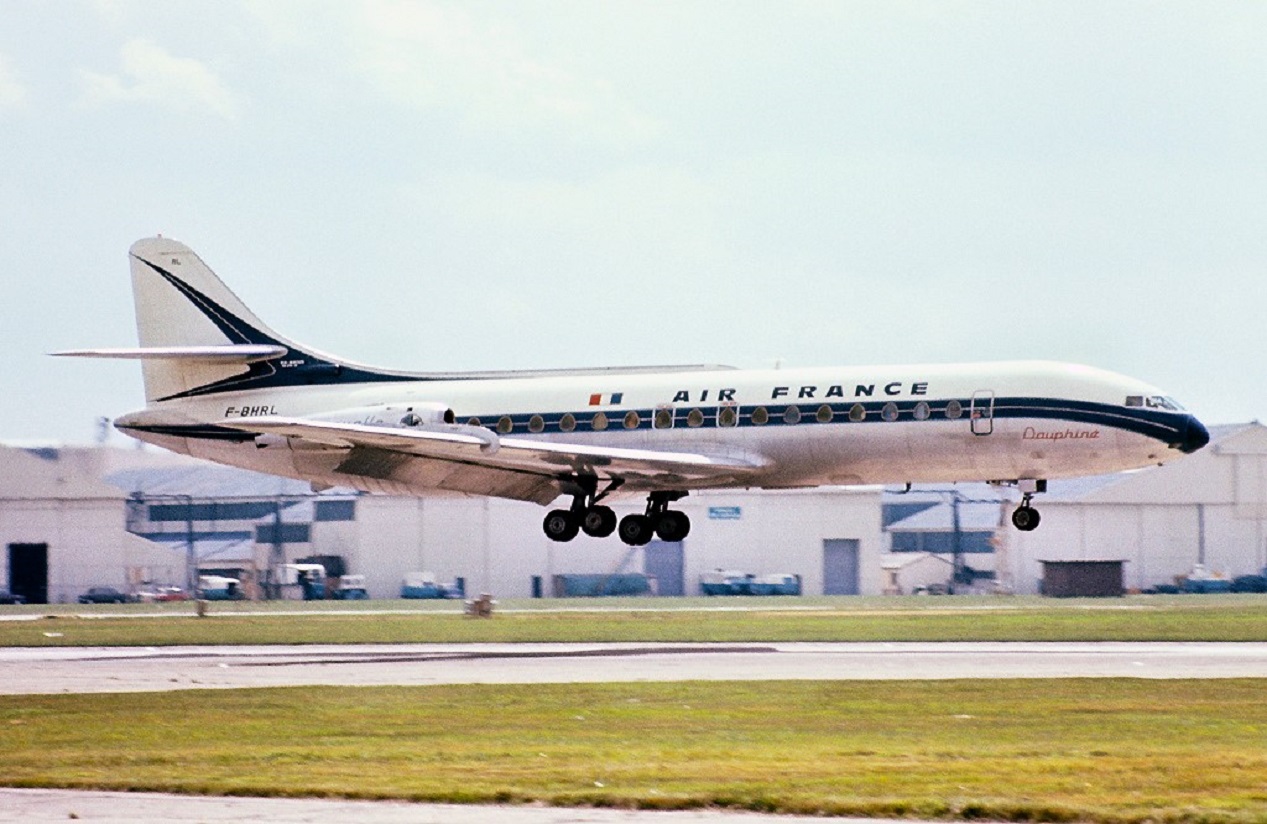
[
  {"left": 618, "top": 491, "right": 691, "bottom": 546},
  {"left": 542, "top": 477, "right": 620, "bottom": 542},
  {"left": 542, "top": 483, "right": 691, "bottom": 545},
  {"left": 1008, "top": 479, "right": 1046, "bottom": 532},
  {"left": 1011, "top": 497, "right": 1041, "bottom": 531}
]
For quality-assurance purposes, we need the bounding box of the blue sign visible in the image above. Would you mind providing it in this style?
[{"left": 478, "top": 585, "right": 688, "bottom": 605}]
[{"left": 708, "top": 506, "right": 742, "bottom": 520}]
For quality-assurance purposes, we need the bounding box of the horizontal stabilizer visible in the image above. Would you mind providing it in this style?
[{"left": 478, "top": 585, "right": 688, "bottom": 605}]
[{"left": 53, "top": 345, "right": 288, "bottom": 364}]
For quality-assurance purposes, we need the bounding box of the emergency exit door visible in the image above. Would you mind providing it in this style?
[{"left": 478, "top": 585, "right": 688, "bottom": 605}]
[{"left": 970, "top": 390, "right": 995, "bottom": 435}]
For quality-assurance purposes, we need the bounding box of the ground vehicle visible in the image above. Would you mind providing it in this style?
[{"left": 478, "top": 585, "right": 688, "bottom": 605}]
[
  {"left": 333, "top": 574, "right": 369, "bottom": 600},
  {"left": 77, "top": 587, "right": 132, "bottom": 604},
  {"left": 0, "top": 589, "right": 26, "bottom": 605}
]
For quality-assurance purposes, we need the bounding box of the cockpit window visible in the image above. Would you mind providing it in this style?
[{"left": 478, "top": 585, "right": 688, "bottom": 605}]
[{"left": 1126, "top": 395, "right": 1184, "bottom": 411}]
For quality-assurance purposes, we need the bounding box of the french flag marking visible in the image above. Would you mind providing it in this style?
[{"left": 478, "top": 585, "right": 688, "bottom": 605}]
[{"left": 589, "top": 392, "right": 624, "bottom": 406}]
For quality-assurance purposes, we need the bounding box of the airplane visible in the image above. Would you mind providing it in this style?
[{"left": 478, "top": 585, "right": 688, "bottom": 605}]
[{"left": 57, "top": 237, "right": 1210, "bottom": 545}]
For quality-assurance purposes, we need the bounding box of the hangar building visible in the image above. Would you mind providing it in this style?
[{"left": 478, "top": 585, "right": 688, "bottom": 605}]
[{"left": 2, "top": 422, "right": 1264, "bottom": 602}]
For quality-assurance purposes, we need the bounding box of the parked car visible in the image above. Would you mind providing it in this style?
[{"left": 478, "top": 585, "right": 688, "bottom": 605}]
[
  {"left": 1230, "top": 574, "right": 1267, "bottom": 593},
  {"left": 77, "top": 586, "right": 132, "bottom": 604},
  {"left": 0, "top": 588, "right": 26, "bottom": 605}
]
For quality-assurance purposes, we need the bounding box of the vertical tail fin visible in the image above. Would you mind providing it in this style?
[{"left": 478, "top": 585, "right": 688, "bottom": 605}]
[
  {"left": 56, "top": 237, "right": 413, "bottom": 405},
  {"left": 128, "top": 237, "right": 297, "bottom": 403}
]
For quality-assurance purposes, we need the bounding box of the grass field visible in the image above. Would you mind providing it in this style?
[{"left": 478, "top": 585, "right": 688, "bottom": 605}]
[
  {"left": 2, "top": 679, "right": 1264, "bottom": 822},
  {"left": 3, "top": 595, "right": 1264, "bottom": 821},
  {"left": 0, "top": 594, "right": 1264, "bottom": 646}
]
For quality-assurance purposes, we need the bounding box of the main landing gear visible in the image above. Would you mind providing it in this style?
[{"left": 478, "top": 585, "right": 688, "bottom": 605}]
[{"left": 542, "top": 483, "right": 691, "bottom": 546}]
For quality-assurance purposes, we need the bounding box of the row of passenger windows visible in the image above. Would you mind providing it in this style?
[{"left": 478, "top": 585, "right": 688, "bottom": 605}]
[{"left": 471, "top": 399, "right": 968, "bottom": 434}]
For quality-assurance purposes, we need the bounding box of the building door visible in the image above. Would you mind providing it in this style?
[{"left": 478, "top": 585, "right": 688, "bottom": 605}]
[
  {"left": 644, "top": 541, "right": 684, "bottom": 596},
  {"left": 8, "top": 543, "right": 49, "bottom": 605},
  {"left": 823, "top": 539, "right": 860, "bottom": 595}
]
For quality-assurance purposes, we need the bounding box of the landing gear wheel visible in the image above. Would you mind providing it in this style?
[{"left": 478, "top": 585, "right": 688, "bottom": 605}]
[
  {"left": 654, "top": 510, "right": 691, "bottom": 542},
  {"left": 581, "top": 505, "right": 618, "bottom": 538},
  {"left": 1011, "top": 505, "right": 1041, "bottom": 532},
  {"left": 543, "top": 509, "right": 579, "bottom": 542},
  {"left": 618, "top": 513, "right": 655, "bottom": 546}
]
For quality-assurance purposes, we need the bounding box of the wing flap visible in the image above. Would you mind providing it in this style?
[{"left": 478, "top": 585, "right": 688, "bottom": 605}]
[{"left": 222, "top": 416, "right": 766, "bottom": 501}]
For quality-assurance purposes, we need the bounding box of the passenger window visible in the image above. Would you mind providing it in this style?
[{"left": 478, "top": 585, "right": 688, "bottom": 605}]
[
  {"left": 467, "top": 417, "right": 481, "bottom": 428},
  {"left": 913, "top": 401, "right": 930, "bottom": 421},
  {"left": 718, "top": 405, "right": 738, "bottom": 427},
  {"left": 816, "top": 404, "right": 833, "bottom": 423},
  {"left": 559, "top": 413, "right": 576, "bottom": 433},
  {"left": 687, "top": 408, "right": 705, "bottom": 428},
  {"left": 497, "top": 416, "right": 513, "bottom": 434},
  {"left": 654, "top": 408, "right": 674, "bottom": 429},
  {"left": 528, "top": 414, "right": 545, "bottom": 433},
  {"left": 882, "top": 402, "right": 899, "bottom": 422},
  {"left": 783, "top": 406, "right": 801, "bottom": 425},
  {"left": 751, "top": 407, "right": 769, "bottom": 425},
  {"left": 591, "top": 412, "right": 608, "bottom": 431},
  {"left": 849, "top": 403, "right": 866, "bottom": 422},
  {"left": 944, "top": 399, "right": 963, "bottom": 420},
  {"left": 624, "top": 410, "right": 641, "bottom": 429}
]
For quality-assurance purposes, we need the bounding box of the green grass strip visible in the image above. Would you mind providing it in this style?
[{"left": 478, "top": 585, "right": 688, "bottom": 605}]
[
  {"left": 2, "top": 679, "right": 1264, "bottom": 822},
  {"left": 2, "top": 595, "right": 1265, "bottom": 646}
]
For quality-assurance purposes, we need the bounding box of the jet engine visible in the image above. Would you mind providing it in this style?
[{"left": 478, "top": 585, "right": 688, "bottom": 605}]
[{"left": 310, "top": 402, "right": 456, "bottom": 429}]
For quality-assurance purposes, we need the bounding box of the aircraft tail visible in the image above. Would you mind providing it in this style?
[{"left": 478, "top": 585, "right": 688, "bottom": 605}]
[{"left": 56, "top": 237, "right": 391, "bottom": 405}]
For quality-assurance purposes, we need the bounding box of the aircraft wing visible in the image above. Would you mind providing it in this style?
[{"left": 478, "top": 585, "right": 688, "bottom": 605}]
[{"left": 221, "top": 417, "right": 767, "bottom": 505}]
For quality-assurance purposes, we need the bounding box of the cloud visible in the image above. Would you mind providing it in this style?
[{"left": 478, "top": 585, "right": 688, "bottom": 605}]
[
  {"left": 81, "top": 39, "right": 240, "bottom": 121},
  {"left": 0, "top": 55, "right": 27, "bottom": 108},
  {"left": 347, "top": 1, "right": 659, "bottom": 145}
]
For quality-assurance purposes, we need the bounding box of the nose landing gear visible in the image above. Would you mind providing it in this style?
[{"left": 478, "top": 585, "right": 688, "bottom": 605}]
[
  {"left": 1008, "top": 479, "right": 1046, "bottom": 532},
  {"left": 1011, "top": 497, "right": 1041, "bottom": 531}
]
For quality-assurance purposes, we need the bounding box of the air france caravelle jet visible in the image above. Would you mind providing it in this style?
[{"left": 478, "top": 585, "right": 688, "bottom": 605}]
[{"left": 58, "top": 237, "right": 1210, "bottom": 545}]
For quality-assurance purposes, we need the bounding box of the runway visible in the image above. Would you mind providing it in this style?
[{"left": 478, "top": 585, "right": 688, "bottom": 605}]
[{"left": 2, "top": 641, "right": 1264, "bottom": 694}]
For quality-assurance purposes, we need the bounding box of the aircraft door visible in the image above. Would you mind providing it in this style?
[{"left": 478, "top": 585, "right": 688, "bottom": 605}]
[{"left": 970, "top": 390, "right": 994, "bottom": 436}]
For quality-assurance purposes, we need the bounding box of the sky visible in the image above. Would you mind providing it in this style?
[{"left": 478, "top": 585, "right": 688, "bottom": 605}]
[{"left": 1, "top": 1, "right": 1264, "bottom": 445}]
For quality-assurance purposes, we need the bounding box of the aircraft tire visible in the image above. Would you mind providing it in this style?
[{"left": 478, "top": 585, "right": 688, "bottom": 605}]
[
  {"left": 543, "top": 509, "right": 580, "bottom": 542},
  {"left": 618, "top": 514, "right": 654, "bottom": 546},
  {"left": 1011, "top": 506, "right": 1041, "bottom": 531},
  {"left": 654, "top": 510, "right": 691, "bottom": 542},
  {"left": 581, "top": 505, "right": 617, "bottom": 538}
]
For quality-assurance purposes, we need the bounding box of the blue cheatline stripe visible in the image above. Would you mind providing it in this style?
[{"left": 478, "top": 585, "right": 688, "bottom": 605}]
[
  {"left": 466, "top": 397, "right": 1187, "bottom": 443},
  {"left": 122, "top": 397, "right": 1189, "bottom": 447}
]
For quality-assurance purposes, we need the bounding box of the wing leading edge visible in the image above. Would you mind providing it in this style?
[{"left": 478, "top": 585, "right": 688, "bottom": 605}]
[{"left": 221, "top": 416, "right": 768, "bottom": 505}]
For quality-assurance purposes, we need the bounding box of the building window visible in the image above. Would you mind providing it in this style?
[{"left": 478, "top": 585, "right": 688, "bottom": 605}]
[{"left": 315, "top": 499, "right": 356, "bottom": 522}]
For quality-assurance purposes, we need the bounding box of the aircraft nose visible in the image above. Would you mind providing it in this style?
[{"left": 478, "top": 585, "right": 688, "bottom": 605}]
[{"left": 1176, "top": 415, "right": 1210, "bottom": 454}]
